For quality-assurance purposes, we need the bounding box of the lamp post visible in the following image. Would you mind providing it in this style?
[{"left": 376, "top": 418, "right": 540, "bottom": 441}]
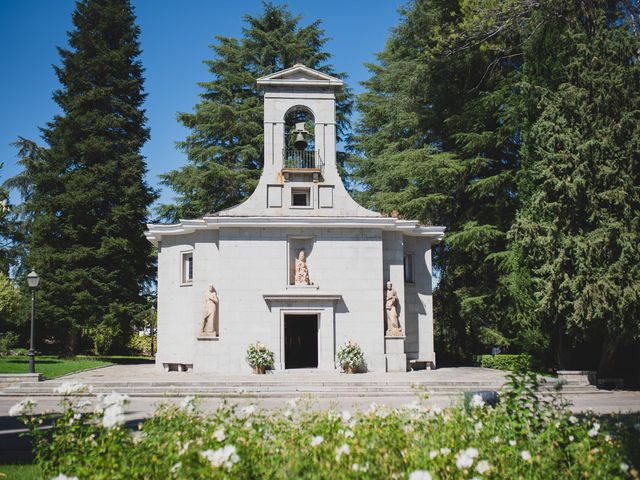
[{"left": 26, "top": 271, "right": 39, "bottom": 374}]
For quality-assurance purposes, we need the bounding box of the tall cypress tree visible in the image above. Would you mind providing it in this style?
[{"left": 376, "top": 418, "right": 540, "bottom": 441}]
[
  {"left": 10, "top": 0, "right": 156, "bottom": 354},
  {"left": 158, "top": 2, "right": 353, "bottom": 221}
]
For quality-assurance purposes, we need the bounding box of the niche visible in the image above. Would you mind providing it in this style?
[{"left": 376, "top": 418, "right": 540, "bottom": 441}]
[{"left": 288, "top": 237, "right": 315, "bottom": 286}]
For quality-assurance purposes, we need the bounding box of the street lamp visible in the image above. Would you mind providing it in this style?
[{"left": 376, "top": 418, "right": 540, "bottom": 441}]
[{"left": 26, "top": 271, "right": 39, "bottom": 374}]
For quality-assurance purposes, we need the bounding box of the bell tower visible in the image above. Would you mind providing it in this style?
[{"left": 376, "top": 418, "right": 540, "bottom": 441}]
[{"left": 216, "top": 64, "right": 378, "bottom": 217}]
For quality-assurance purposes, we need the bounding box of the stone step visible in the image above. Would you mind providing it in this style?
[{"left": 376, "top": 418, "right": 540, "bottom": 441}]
[{"left": 0, "top": 383, "right": 599, "bottom": 397}]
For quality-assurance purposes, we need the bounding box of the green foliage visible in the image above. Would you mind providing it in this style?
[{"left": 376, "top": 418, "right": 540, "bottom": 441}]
[
  {"left": 353, "top": 0, "right": 523, "bottom": 361},
  {"left": 128, "top": 333, "right": 152, "bottom": 356},
  {"left": 0, "top": 464, "right": 41, "bottom": 480},
  {"left": 475, "top": 354, "right": 532, "bottom": 372},
  {"left": 355, "top": 0, "right": 640, "bottom": 373},
  {"left": 336, "top": 339, "right": 365, "bottom": 371},
  {"left": 0, "top": 162, "right": 22, "bottom": 274},
  {"left": 0, "top": 355, "right": 112, "bottom": 378},
  {"left": 245, "top": 341, "right": 275, "bottom": 369},
  {"left": 158, "top": 2, "right": 354, "bottom": 221},
  {"left": 0, "top": 271, "right": 25, "bottom": 349},
  {"left": 7, "top": 0, "right": 157, "bottom": 354},
  {"left": 0, "top": 271, "right": 21, "bottom": 321},
  {"left": 0, "top": 332, "right": 19, "bottom": 355},
  {"left": 509, "top": 7, "right": 640, "bottom": 371},
  {"left": 13, "top": 373, "right": 640, "bottom": 479}
]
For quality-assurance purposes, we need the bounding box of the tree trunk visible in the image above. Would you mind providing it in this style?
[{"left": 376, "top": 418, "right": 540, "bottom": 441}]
[
  {"left": 65, "top": 329, "right": 78, "bottom": 357},
  {"left": 557, "top": 323, "right": 570, "bottom": 370},
  {"left": 597, "top": 340, "right": 617, "bottom": 377}
]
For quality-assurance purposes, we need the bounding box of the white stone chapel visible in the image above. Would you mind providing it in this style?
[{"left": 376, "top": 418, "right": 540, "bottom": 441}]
[{"left": 146, "top": 64, "right": 445, "bottom": 373}]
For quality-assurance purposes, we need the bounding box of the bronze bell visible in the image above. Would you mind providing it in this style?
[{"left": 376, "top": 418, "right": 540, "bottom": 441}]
[
  {"left": 292, "top": 122, "right": 309, "bottom": 150},
  {"left": 294, "top": 132, "right": 308, "bottom": 150}
]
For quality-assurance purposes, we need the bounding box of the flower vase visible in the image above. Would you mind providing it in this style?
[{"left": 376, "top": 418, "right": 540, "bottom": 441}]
[
  {"left": 345, "top": 365, "right": 356, "bottom": 374},
  {"left": 253, "top": 366, "right": 266, "bottom": 375}
]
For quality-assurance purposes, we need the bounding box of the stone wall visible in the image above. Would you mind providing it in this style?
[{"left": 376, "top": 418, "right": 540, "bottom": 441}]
[{"left": 156, "top": 227, "right": 387, "bottom": 372}]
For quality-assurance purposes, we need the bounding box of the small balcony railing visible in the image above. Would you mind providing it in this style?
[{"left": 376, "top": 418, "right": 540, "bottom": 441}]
[{"left": 283, "top": 148, "right": 320, "bottom": 169}]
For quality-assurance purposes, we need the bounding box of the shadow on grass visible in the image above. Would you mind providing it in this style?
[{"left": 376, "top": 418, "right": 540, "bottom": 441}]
[
  {"left": 91, "top": 356, "right": 154, "bottom": 365},
  {"left": 2, "top": 356, "right": 154, "bottom": 365}
]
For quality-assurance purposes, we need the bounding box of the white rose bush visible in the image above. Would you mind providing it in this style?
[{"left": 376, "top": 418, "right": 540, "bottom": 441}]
[{"left": 8, "top": 371, "right": 640, "bottom": 479}]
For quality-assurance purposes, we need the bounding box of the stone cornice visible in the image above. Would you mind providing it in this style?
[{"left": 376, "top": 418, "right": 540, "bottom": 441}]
[
  {"left": 257, "top": 64, "right": 343, "bottom": 89},
  {"left": 262, "top": 291, "right": 343, "bottom": 303},
  {"left": 145, "top": 217, "right": 446, "bottom": 245}
]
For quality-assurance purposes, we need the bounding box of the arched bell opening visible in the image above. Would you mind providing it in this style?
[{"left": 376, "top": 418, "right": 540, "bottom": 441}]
[{"left": 284, "top": 107, "right": 316, "bottom": 169}]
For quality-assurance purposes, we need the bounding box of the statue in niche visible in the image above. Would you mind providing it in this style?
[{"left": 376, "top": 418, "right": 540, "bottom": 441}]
[
  {"left": 294, "top": 250, "right": 311, "bottom": 285},
  {"left": 385, "top": 281, "right": 403, "bottom": 336},
  {"left": 200, "top": 284, "right": 219, "bottom": 337}
]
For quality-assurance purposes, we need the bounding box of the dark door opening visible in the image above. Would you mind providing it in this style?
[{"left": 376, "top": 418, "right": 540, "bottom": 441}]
[{"left": 284, "top": 314, "right": 318, "bottom": 369}]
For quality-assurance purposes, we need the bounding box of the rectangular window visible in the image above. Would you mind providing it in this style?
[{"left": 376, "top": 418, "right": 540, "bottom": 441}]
[
  {"left": 291, "top": 188, "right": 310, "bottom": 207},
  {"left": 404, "top": 254, "right": 414, "bottom": 283},
  {"left": 181, "top": 251, "right": 193, "bottom": 285}
]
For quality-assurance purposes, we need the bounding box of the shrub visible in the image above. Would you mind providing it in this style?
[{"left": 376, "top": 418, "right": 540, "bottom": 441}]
[
  {"left": 128, "top": 333, "right": 152, "bottom": 356},
  {"left": 0, "top": 331, "right": 19, "bottom": 356},
  {"left": 476, "top": 354, "right": 532, "bottom": 372},
  {"left": 336, "top": 339, "right": 365, "bottom": 372},
  {"left": 11, "top": 372, "right": 639, "bottom": 479},
  {"left": 245, "top": 341, "right": 274, "bottom": 369}
]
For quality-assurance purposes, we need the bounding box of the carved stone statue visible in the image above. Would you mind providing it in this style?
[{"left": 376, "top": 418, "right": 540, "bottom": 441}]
[
  {"left": 294, "top": 250, "right": 311, "bottom": 285},
  {"left": 200, "top": 284, "right": 219, "bottom": 337},
  {"left": 385, "top": 281, "right": 403, "bottom": 336}
]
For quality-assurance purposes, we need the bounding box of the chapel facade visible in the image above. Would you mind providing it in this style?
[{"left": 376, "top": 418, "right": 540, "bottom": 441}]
[{"left": 146, "top": 64, "right": 445, "bottom": 373}]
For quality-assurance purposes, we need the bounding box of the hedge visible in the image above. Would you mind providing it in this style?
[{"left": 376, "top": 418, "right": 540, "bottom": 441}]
[{"left": 475, "top": 354, "right": 532, "bottom": 372}]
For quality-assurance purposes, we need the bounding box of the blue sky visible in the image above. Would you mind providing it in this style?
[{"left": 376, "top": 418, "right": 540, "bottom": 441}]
[{"left": 0, "top": 1, "right": 402, "bottom": 208}]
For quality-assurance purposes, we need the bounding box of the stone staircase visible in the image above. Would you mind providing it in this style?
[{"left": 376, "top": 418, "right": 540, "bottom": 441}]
[{"left": 0, "top": 377, "right": 600, "bottom": 399}]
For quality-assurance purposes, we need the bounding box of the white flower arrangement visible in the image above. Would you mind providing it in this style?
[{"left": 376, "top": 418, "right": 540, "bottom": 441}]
[
  {"left": 336, "top": 339, "right": 364, "bottom": 372},
  {"left": 245, "top": 341, "right": 274, "bottom": 370}
]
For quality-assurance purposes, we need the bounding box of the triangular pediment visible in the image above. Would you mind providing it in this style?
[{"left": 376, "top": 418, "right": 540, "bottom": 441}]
[{"left": 257, "top": 64, "right": 343, "bottom": 88}]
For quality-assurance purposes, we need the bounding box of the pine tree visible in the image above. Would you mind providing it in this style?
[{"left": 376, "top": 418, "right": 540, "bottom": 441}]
[
  {"left": 158, "top": 2, "right": 353, "bottom": 221},
  {"left": 0, "top": 162, "right": 16, "bottom": 274},
  {"left": 9, "top": 0, "right": 156, "bottom": 354},
  {"left": 510, "top": 9, "right": 640, "bottom": 373}
]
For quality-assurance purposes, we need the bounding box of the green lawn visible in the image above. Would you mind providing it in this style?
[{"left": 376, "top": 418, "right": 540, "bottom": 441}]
[
  {"left": 0, "top": 355, "right": 154, "bottom": 379},
  {"left": 0, "top": 356, "right": 112, "bottom": 379},
  {"left": 0, "top": 464, "right": 41, "bottom": 480}
]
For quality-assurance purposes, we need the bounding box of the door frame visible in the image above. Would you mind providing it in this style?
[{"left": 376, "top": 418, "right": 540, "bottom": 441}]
[
  {"left": 283, "top": 313, "right": 319, "bottom": 369},
  {"left": 279, "top": 308, "right": 323, "bottom": 370}
]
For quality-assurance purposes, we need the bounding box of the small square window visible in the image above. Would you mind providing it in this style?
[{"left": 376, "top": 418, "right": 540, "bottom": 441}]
[
  {"left": 404, "top": 254, "right": 414, "bottom": 283},
  {"left": 291, "top": 188, "right": 310, "bottom": 207},
  {"left": 181, "top": 251, "right": 193, "bottom": 285}
]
